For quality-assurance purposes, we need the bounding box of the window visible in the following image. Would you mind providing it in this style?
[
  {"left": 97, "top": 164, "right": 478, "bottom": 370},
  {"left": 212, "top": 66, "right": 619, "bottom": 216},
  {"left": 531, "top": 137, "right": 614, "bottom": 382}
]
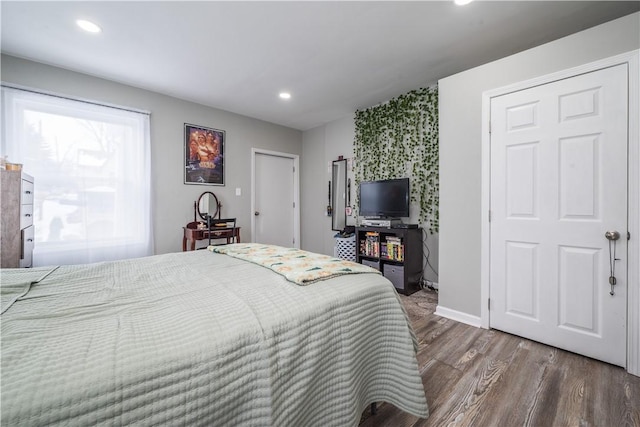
[{"left": 1, "top": 86, "right": 152, "bottom": 265}]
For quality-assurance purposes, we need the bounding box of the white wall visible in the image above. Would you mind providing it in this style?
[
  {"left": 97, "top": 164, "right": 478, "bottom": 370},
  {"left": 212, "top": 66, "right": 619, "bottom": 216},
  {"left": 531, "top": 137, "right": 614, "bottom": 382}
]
[
  {"left": 301, "top": 116, "right": 354, "bottom": 256},
  {"left": 1, "top": 54, "right": 302, "bottom": 255},
  {"left": 438, "top": 12, "right": 640, "bottom": 317},
  {"left": 301, "top": 125, "right": 328, "bottom": 254}
]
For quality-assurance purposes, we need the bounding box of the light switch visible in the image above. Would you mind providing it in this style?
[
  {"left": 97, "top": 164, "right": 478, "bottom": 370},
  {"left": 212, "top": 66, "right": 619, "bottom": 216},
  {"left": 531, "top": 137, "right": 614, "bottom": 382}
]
[{"left": 235, "top": 187, "right": 241, "bottom": 196}]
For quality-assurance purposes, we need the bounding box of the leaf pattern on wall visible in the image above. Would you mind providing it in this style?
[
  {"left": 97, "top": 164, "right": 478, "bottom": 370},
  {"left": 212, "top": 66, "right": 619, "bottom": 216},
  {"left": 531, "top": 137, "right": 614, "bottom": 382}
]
[{"left": 354, "top": 86, "right": 439, "bottom": 234}]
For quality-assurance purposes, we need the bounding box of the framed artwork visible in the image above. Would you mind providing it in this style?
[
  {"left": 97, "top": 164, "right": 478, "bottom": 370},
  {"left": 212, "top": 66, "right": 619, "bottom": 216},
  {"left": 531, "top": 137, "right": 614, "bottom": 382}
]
[{"left": 184, "top": 123, "right": 225, "bottom": 186}]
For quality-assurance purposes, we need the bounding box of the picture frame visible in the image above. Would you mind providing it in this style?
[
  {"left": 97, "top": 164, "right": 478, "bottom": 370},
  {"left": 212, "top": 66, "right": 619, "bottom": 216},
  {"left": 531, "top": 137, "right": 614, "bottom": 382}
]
[{"left": 184, "top": 123, "right": 225, "bottom": 186}]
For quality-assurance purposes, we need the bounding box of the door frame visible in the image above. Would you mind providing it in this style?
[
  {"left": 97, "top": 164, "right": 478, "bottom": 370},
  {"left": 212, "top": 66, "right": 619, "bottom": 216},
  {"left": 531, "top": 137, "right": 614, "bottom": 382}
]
[
  {"left": 251, "top": 148, "right": 300, "bottom": 248},
  {"left": 480, "top": 50, "right": 639, "bottom": 375}
]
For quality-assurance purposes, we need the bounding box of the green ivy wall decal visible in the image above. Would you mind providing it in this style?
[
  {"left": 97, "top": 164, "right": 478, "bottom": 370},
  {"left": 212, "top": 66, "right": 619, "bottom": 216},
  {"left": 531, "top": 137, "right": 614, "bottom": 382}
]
[{"left": 354, "top": 85, "right": 439, "bottom": 234}]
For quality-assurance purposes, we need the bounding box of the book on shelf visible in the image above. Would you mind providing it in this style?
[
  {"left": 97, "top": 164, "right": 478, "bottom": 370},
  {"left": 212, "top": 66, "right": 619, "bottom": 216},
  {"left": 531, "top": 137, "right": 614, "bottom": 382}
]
[
  {"left": 360, "top": 232, "right": 380, "bottom": 257},
  {"left": 382, "top": 236, "right": 404, "bottom": 261}
]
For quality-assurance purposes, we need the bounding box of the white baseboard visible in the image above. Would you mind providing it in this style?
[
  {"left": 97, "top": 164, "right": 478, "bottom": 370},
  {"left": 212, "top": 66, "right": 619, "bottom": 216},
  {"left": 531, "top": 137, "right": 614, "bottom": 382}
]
[{"left": 434, "top": 305, "right": 482, "bottom": 328}]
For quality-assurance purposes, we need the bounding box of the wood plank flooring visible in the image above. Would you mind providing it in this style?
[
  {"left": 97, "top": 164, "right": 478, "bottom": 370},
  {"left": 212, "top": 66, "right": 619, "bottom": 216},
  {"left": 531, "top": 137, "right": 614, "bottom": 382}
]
[{"left": 360, "top": 289, "right": 640, "bottom": 427}]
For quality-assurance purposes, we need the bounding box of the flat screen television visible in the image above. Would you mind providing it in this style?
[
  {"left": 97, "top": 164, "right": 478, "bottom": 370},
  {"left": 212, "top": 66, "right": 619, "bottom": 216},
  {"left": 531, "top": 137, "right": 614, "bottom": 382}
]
[{"left": 359, "top": 178, "right": 410, "bottom": 218}]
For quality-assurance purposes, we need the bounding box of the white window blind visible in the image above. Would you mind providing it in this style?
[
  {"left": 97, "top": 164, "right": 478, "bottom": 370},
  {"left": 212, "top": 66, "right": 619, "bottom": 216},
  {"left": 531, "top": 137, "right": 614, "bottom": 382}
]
[{"left": 1, "top": 86, "right": 152, "bottom": 265}]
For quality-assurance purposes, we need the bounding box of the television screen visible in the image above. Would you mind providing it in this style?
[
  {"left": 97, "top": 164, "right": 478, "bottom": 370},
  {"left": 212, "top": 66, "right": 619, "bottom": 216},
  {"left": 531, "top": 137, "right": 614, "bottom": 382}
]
[{"left": 359, "top": 178, "right": 410, "bottom": 218}]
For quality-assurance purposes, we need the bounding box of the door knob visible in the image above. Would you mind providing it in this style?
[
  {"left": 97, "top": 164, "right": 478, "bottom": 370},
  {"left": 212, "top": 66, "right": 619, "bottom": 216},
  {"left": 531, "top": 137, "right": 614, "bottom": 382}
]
[
  {"left": 605, "top": 230, "right": 620, "bottom": 241},
  {"left": 254, "top": 211, "right": 260, "bottom": 216}
]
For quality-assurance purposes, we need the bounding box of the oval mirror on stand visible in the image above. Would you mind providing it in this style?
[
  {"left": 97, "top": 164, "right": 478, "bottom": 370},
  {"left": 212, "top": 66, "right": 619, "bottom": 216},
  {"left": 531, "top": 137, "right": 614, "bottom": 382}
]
[{"left": 197, "top": 191, "right": 220, "bottom": 220}]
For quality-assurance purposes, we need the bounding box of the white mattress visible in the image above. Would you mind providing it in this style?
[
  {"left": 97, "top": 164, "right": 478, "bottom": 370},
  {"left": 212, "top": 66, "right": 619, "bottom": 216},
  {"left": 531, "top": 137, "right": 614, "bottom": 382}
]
[{"left": 1, "top": 249, "right": 428, "bottom": 426}]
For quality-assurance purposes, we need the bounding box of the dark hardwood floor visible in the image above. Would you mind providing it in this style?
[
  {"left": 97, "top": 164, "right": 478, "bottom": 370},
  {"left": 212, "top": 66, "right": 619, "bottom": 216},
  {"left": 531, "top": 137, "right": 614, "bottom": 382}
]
[{"left": 361, "top": 289, "right": 640, "bottom": 427}]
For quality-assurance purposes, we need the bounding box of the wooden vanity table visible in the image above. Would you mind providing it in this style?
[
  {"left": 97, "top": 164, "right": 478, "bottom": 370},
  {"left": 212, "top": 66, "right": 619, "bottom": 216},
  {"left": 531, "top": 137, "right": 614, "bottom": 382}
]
[
  {"left": 182, "top": 224, "right": 241, "bottom": 251},
  {"left": 183, "top": 191, "right": 240, "bottom": 251}
]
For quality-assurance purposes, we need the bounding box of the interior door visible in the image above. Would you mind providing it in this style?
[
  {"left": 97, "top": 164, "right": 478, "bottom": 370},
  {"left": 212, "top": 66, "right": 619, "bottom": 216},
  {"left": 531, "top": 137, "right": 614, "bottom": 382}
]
[
  {"left": 253, "top": 151, "right": 296, "bottom": 247},
  {"left": 489, "top": 64, "right": 628, "bottom": 366}
]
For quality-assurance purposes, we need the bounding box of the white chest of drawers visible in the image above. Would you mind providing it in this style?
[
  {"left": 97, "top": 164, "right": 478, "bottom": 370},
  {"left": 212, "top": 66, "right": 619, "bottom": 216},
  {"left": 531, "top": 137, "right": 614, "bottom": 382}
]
[{"left": 1, "top": 170, "right": 34, "bottom": 268}]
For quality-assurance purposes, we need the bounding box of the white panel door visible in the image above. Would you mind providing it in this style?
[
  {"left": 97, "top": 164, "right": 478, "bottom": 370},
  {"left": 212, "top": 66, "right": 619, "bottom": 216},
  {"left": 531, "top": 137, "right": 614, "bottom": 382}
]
[
  {"left": 490, "top": 64, "right": 628, "bottom": 366},
  {"left": 254, "top": 152, "right": 295, "bottom": 247}
]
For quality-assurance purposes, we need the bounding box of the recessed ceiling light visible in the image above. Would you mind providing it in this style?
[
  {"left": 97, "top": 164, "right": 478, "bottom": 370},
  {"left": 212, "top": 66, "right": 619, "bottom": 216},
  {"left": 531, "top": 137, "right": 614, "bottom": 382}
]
[
  {"left": 76, "top": 19, "right": 102, "bottom": 33},
  {"left": 279, "top": 92, "right": 291, "bottom": 100},
  {"left": 454, "top": 0, "right": 473, "bottom": 5}
]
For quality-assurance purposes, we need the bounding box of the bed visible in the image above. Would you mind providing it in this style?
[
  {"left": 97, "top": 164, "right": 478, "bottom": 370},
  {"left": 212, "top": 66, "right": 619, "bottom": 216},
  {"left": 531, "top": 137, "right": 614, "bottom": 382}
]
[{"left": 1, "top": 244, "right": 428, "bottom": 426}]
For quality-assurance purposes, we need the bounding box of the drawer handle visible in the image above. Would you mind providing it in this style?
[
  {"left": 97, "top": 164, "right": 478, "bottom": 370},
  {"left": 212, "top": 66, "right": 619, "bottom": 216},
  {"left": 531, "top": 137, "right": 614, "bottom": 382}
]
[
  {"left": 25, "top": 190, "right": 31, "bottom": 194},
  {"left": 27, "top": 238, "right": 33, "bottom": 242},
  {"left": 25, "top": 213, "right": 32, "bottom": 217}
]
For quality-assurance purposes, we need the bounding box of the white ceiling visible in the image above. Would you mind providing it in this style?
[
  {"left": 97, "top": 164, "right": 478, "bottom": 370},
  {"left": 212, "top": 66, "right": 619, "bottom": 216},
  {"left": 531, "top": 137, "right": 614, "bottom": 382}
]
[{"left": 2, "top": 1, "right": 638, "bottom": 131}]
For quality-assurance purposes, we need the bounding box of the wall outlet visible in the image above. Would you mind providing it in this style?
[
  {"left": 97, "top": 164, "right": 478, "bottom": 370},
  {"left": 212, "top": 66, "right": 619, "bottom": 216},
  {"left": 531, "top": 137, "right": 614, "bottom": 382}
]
[{"left": 235, "top": 187, "right": 241, "bottom": 196}]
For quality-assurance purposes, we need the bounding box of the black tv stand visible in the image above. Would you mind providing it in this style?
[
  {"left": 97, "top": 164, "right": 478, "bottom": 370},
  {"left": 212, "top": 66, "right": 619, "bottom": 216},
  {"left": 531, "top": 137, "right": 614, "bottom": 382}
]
[{"left": 355, "top": 226, "right": 422, "bottom": 295}]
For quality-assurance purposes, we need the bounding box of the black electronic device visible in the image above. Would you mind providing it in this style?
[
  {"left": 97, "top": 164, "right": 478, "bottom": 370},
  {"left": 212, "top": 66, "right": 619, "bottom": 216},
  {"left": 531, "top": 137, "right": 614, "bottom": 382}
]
[
  {"left": 394, "top": 223, "right": 418, "bottom": 229},
  {"left": 359, "top": 178, "right": 410, "bottom": 218}
]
